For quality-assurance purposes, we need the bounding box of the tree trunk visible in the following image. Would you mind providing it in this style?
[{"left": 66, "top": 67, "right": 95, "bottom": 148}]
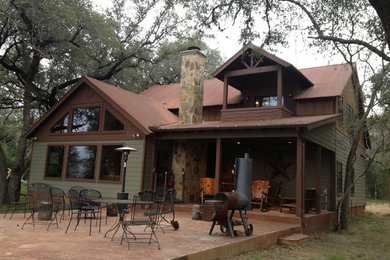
[
  {"left": 0, "top": 146, "right": 8, "bottom": 204},
  {"left": 369, "top": 0, "right": 390, "bottom": 51},
  {"left": 339, "top": 133, "right": 360, "bottom": 230},
  {"left": 8, "top": 78, "right": 34, "bottom": 200}
]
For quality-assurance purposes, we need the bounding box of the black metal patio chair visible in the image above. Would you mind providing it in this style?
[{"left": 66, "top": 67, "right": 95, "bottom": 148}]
[
  {"left": 65, "top": 189, "right": 101, "bottom": 235},
  {"left": 21, "top": 184, "right": 59, "bottom": 231},
  {"left": 148, "top": 189, "right": 179, "bottom": 233},
  {"left": 121, "top": 194, "right": 160, "bottom": 250},
  {"left": 51, "top": 187, "right": 70, "bottom": 222},
  {"left": 79, "top": 188, "right": 104, "bottom": 226},
  {"left": 3, "top": 185, "right": 28, "bottom": 220}
]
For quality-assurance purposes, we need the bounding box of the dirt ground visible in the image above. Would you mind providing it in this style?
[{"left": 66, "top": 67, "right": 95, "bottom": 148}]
[
  {"left": 228, "top": 202, "right": 390, "bottom": 260},
  {"left": 365, "top": 202, "right": 390, "bottom": 215}
]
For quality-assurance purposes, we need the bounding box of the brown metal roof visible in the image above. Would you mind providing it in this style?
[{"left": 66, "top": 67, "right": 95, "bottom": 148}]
[
  {"left": 295, "top": 64, "right": 352, "bottom": 99},
  {"left": 84, "top": 77, "right": 178, "bottom": 133},
  {"left": 212, "top": 42, "right": 313, "bottom": 88},
  {"left": 153, "top": 114, "right": 341, "bottom": 132},
  {"left": 140, "top": 78, "right": 242, "bottom": 109},
  {"left": 26, "top": 77, "right": 178, "bottom": 137}
]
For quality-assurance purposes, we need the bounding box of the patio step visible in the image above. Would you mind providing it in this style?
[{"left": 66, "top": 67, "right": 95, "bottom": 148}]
[{"left": 278, "top": 233, "right": 309, "bottom": 246}]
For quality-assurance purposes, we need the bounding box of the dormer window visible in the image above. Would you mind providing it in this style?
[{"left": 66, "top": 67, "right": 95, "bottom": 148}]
[{"left": 71, "top": 106, "right": 100, "bottom": 132}]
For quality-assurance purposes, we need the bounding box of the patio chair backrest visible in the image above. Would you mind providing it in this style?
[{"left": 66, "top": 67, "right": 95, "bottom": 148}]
[
  {"left": 137, "top": 190, "right": 156, "bottom": 202},
  {"left": 79, "top": 189, "right": 102, "bottom": 206},
  {"left": 51, "top": 187, "right": 66, "bottom": 207},
  {"left": 69, "top": 186, "right": 86, "bottom": 196},
  {"left": 28, "top": 184, "right": 52, "bottom": 209}
]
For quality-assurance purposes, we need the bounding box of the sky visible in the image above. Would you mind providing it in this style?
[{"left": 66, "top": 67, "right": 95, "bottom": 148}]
[{"left": 92, "top": 0, "right": 344, "bottom": 70}]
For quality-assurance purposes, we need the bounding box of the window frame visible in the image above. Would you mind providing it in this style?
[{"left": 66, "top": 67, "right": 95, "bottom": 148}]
[
  {"left": 65, "top": 144, "right": 98, "bottom": 182},
  {"left": 49, "top": 103, "right": 127, "bottom": 136},
  {"left": 43, "top": 143, "right": 124, "bottom": 184},
  {"left": 102, "top": 108, "right": 125, "bottom": 133},
  {"left": 98, "top": 144, "right": 124, "bottom": 183},
  {"left": 70, "top": 105, "right": 102, "bottom": 134},
  {"left": 44, "top": 145, "right": 66, "bottom": 179}
]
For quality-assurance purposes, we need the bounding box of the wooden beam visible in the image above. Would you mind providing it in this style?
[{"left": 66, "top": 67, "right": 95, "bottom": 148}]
[
  {"left": 214, "top": 138, "right": 222, "bottom": 193},
  {"left": 277, "top": 67, "right": 283, "bottom": 107},
  {"left": 296, "top": 133, "right": 305, "bottom": 218},
  {"left": 223, "top": 75, "right": 228, "bottom": 110},
  {"left": 315, "top": 145, "right": 322, "bottom": 214},
  {"left": 224, "top": 65, "right": 280, "bottom": 77}
]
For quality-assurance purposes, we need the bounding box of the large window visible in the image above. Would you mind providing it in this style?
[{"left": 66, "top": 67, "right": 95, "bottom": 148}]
[
  {"left": 51, "top": 113, "right": 69, "bottom": 133},
  {"left": 71, "top": 106, "right": 100, "bottom": 132},
  {"left": 66, "top": 145, "right": 97, "bottom": 179},
  {"left": 45, "top": 146, "right": 64, "bottom": 178},
  {"left": 104, "top": 110, "right": 124, "bottom": 131},
  {"left": 100, "top": 145, "right": 122, "bottom": 181},
  {"left": 337, "top": 162, "right": 343, "bottom": 194}
]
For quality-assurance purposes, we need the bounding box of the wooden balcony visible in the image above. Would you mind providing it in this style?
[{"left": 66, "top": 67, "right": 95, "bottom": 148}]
[{"left": 221, "top": 106, "right": 294, "bottom": 121}]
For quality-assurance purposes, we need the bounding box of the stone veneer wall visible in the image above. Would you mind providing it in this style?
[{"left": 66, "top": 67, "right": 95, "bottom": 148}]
[
  {"left": 178, "top": 49, "right": 206, "bottom": 124},
  {"left": 171, "top": 140, "right": 207, "bottom": 203}
]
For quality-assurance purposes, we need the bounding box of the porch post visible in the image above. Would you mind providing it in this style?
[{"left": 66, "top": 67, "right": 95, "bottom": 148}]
[
  {"left": 214, "top": 138, "right": 222, "bottom": 193},
  {"left": 296, "top": 132, "right": 305, "bottom": 218},
  {"left": 277, "top": 66, "right": 283, "bottom": 107},
  {"left": 315, "top": 145, "right": 322, "bottom": 214},
  {"left": 223, "top": 75, "right": 228, "bottom": 110}
]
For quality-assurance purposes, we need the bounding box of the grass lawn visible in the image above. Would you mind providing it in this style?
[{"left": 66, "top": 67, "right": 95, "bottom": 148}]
[{"left": 227, "top": 201, "right": 390, "bottom": 260}]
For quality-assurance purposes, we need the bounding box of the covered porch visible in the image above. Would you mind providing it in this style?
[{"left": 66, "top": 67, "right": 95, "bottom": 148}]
[{"left": 146, "top": 127, "right": 337, "bottom": 220}]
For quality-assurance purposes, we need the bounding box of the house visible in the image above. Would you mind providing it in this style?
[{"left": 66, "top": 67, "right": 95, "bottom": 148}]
[{"left": 26, "top": 43, "right": 368, "bottom": 224}]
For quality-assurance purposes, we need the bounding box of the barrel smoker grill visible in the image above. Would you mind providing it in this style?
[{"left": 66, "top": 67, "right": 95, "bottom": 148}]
[{"left": 199, "top": 154, "right": 254, "bottom": 238}]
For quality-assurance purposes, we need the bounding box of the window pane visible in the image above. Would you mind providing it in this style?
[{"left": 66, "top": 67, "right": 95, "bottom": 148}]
[
  {"left": 45, "top": 146, "right": 64, "bottom": 178},
  {"left": 51, "top": 113, "right": 68, "bottom": 133},
  {"left": 100, "top": 145, "right": 122, "bottom": 181},
  {"left": 67, "top": 146, "right": 97, "bottom": 179},
  {"left": 262, "top": 97, "right": 270, "bottom": 107},
  {"left": 104, "top": 110, "right": 124, "bottom": 131},
  {"left": 269, "top": 96, "right": 278, "bottom": 106},
  {"left": 71, "top": 107, "right": 100, "bottom": 132}
]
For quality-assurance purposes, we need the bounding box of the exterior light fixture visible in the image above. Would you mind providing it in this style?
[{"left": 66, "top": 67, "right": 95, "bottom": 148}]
[{"left": 115, "top": 146, "right": 137, "bottom": 200}]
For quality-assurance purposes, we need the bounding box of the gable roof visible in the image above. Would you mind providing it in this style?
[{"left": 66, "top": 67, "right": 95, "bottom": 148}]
[
  {"left": 295, "top": 64, "right": 352, "bottom": 99},
  {"left": 140, "top": 78, "right": 242, "bottom": 109},
  {"left": 212, "top": 42, "right": 313, "bottom": 88},
  {"left": 26, "top": 76, "right": 178, "bottom": 137}
]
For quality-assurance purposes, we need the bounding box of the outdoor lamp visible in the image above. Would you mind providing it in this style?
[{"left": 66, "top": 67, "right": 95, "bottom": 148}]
[{"left": 115, "top": 146, "right": 137, "bottom": 200}]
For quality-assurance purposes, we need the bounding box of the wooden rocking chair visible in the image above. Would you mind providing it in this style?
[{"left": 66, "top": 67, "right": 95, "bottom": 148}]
[
  {"left": 200, "top": 177, "right": 215, "bottom": 203},
  {"left": 251, "top": 180, "right": 271, "bottom": 211}
]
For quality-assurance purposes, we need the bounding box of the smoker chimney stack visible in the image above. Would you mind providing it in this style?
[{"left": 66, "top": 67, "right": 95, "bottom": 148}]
[{"left": 178, "top": 47, "right": 206, "bottom": 124}]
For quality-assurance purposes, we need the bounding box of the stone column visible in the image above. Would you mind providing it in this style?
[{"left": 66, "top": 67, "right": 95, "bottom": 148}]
[
  {"left": 178, "top": 48, "right": 206, "bottom": 124},
  {"left": 171, "top": 140, "right": 207, "bottom": 203}
]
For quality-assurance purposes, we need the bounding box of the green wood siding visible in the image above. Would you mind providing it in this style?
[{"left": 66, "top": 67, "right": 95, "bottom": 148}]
[{"left": 303, "top": 123, "right": 366, "bottom": 207}]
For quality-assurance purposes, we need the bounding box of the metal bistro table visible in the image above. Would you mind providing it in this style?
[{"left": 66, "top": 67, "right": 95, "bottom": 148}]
[{"left": 94, "top": 199, "right": 154, "bottom": 241}]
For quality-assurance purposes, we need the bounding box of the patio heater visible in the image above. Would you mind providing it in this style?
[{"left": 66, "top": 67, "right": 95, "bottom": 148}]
[{"left": 115, "top": 146, "right": 137, "bottom": 200}]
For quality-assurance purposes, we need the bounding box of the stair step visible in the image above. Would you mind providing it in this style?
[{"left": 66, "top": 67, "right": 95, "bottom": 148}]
[{"left": 278, "top": 233, "right": 309, "bottom": 246}]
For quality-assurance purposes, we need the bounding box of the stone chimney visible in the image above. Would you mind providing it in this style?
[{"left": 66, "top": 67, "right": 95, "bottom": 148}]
[{"left": 178, "top": 47, "right": 206, "bottom": 124}]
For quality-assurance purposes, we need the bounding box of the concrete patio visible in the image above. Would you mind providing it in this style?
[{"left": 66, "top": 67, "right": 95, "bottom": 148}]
[{"left": 0, "top": 206, "right": 302, "bottom": 260}]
